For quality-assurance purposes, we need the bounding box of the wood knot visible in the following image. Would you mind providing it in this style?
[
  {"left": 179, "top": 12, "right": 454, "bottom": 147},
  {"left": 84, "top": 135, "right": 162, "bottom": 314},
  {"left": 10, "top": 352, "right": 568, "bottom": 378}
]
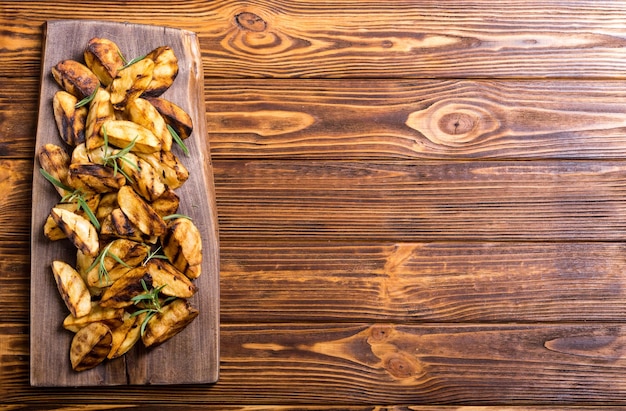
[
  {"left": 439, "top": 112, "right": 475, "bottom": 135},
  {"left": 384, "top": 353, "right": 418, "bottom": 379},
  {"left": 368, "top": 325, "right": 393, "bottom": 342},
  {"left": 406, "top": 100, "right": 500, "bottom": 148},
  {"left": 236, "top": 12, "right": 267, "bottom": 32}
]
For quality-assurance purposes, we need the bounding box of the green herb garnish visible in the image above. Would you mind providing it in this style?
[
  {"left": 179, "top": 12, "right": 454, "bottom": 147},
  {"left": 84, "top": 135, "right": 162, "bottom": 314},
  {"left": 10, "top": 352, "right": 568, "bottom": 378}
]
[
  {"left": 130, "top": 279, "right": 176, "bottom": 336},
  {"left": 167, "top": 124, "right": 190, "bottom": 156},
  {"left": 39, "top": 168, "right": 101, "bottom": 230},
  {"left": 75, "top": 87, "right": 98, "bottom": 108},
  {"left": 101, "top": 125, "right": 139, "bottom": 183},
  {"left": 86, "top": 241, "right": 131, "bottom": 285}
]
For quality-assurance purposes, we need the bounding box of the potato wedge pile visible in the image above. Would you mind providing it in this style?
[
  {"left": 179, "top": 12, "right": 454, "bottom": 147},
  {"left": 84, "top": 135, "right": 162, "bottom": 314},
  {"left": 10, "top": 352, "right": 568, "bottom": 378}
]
[{"left": 38, "top": 37, "right": 202, "bottom": 372}]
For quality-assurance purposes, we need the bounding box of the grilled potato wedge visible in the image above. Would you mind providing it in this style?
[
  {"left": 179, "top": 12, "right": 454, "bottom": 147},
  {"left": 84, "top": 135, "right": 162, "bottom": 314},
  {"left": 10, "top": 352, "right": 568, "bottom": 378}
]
[
  {"left": 51, "top": 59, "right": 100, "bottom": 100},
  {"left": 101, "top": 119, "right": 161, "bottom": 153},
  {"left": 145, "top": 259, "right": 198, "bottom": 298},
  {"left": 126, "top": 97, "right": 172, "bottom": 151},
  {"left": 51, "top": 260, "right": 92, "bottom": 318},
  {"left": 71, "top": 143, "right": 90, "bottom": 164},
  {"left": 146, "top": 97, "right": 193, "bottom": 140},
  {"left": 84, "top": 37, "right": 124, "bottom": 86},
  {"left": 44, "top": 202, "right": 77, "bottom": 241},
  {"left": 118, "top": 185, "right": 167, "bottom": 236},
  {"left": 85, "top": 88, "right": 115, "bottom": 150},
  {"left": 107, "top": 313, "right": 142, "bottom": 359},
  {"left": 161, "top": 217, "right": 202, "bottom": 279},
  {"left": 85, "top": 239, "right": 151, "bottom": 288},
  {"left": 70, "top": 322, "right": 112, "bottom": 371},
  {"left": 95, "top": 192, "right": 118, "bottom": 223},
  {"left": 109, "top": 58, "right": 154, "bottom": 110},
  {"left": 100, "top": 208, "right": 156, "bottom": 243},
  {"left": 142, "top": 46, "right": 178, "bottom": 98},
  {"left": 63, "top": 303, "right": 124, "bottom": 333},
  {"left": 150, "top": 188, "right": 180, "bottom": 217},
  {"left": 53, "top": 90, "right": 87, "bottom": 146},
  {"left": 38, "top": 143, "right": 71, "bottom": 197},
  {"left": 141, "top": 298, "right": 199, "bottom": 348},
  {"left": 68, "top": 162, "right": 126, "bottom": 194},
  {"left": 119, "top": 152, "right": 166, "bottom": 202},
  {"left": 50, "top": 207, "right": 99, "bottom": 256},
  {"left": 137, "top": 150, "right": 189, "bottom": 190},
  {"left": 99, "top": 266, "right": 152, "bottom": 308}
]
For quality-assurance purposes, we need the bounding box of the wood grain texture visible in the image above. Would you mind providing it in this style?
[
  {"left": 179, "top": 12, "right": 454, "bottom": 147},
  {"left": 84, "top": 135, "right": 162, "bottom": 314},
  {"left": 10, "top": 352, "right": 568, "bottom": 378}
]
[
  {"left": 6, "top": 322, "right": 626, "bottom": 405},
  {"left": 3, "top": 0, "right": 626, "bottom": 408},
  {"left": 206, "top": 79, "right": 626, "bottom": 159},
  {"left": 29, "top": 20, "right": 219, "bottom": 386},
  {"left": 12, "top": 77, "right": 626, "bottom": 161},
  {"left": 214, "top": 160, "right": 626, "bottom": 241},
  {"left": 5, "top": 1, "right": 626, "bottom": 79},
  {"left": 220, "top": 241, "right": 626, "bottom": 323}
]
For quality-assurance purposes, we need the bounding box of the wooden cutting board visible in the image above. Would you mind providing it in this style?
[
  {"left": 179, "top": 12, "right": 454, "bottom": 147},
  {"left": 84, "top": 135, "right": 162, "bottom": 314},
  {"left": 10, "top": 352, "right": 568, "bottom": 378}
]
[{"left": 30, "top": 20, "right": 220, "bottom": 386}]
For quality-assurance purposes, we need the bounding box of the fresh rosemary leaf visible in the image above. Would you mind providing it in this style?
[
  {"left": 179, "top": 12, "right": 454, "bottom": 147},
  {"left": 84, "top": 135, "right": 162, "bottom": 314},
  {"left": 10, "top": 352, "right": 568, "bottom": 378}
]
[
  {"left": 163, "top": 214, "right": 192, "bottom": 221},
  {"left": 120, "top": 54, "right": 148, "bottom": 70},
  {"left": 75, "top": 87, "right": 98, "bottom": 108},
  {"left": 168, "top": 124, "right": 190, "bottom": 156},
  {"left": 39, "top": 168, "right": 72, "bottom": 192}
]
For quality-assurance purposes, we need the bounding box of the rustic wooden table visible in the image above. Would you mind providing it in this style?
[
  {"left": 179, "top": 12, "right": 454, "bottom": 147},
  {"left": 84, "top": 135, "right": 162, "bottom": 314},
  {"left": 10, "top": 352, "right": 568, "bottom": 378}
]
[{"left": 3, "top": 1, "right": 626, "bottom": 408}]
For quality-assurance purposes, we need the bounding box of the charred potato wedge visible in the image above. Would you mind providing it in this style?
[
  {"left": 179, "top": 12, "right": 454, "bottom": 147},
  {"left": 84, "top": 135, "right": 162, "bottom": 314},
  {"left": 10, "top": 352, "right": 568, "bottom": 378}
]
[
  {"left": 109, "top": 58, "right": 154, "bottom": 110},
  {"left": 161, "top": 217, "right": 202, "bottom": 279},
  {"left": 126, "top": 97, "right": 172, "bottom": 151},
  {"left": 63, "top": 303, "right": 124, "bottom": 333},
  {"left": 51, "top": 59, "right": 100, "bottom": 100},
  {"left": 142, "top": 46, "right": 178, "bottom": 97},
  {"left": 118, "top": 152, "right": 166, "bottom": 202},
  {"left": 85, "top": 239, "right": 150, "bottom": 288},
  {"left": 146, "top": 97, "right": 193, "bottom": 140},
  {"left": 102, "top": 119, "right": 161, "bottom": 153},
  {"left": 70, "top": 322, "right": 112, "bottom": 371},
  {"left": 50, "top": 207, "right": 99, "bottom": 256},
  {"left": 84, "top": 37, "right": 124, "bottom": 86},
  {"left": 137, "top": 150, "right": 189, "bottom": 190},
  {"left": 150, "top": 188, "right": 180, "bottom": 217},
  {"left": 141, "top": 298, "right": 199, "bottom": 348},
  {"left": 117, "top": 185, "right": 167, "bottom": 236},
  {"left": 68, "top": 162, "right": 126, "bottom": 194},
  {"left": 52, "top": 260, "right": 92, "bottom": 318},
  {"left": 99, "top": 266, "right": 152, "bottom": 308},
  {"left": 107, "top": 313, "right": 142, "bottom": 359},
  {"left": 145, "top": 259, "right": 198, "bottom": 298},
  {"left": 85, "top": 88, "right": 115, "bottom": 150},
  {"left": 38, "top": 143, "right": 71, "bottom": 197},
  {"left": 53, "top": 91, "right": 87, "bottom": 146}
]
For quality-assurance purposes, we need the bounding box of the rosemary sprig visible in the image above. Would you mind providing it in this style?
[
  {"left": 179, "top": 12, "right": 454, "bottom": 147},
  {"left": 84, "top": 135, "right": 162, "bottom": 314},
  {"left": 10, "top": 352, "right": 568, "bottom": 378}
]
[
  {"left": 75, "top": 87, "right": 98, "bottom": 108},
  {"left": 142, "top": 246, "right": 169, "bottom": 265},
  {"left": 101, "top": 125, "right": 139, "bottom": 182},
  {"left": 119, "top": 53, "right": 148, "bottom": 70},
  {"left": 167, "top": 124, "right": 190, "bottom": 156},
  {"left": 130, "top": 279, "right": 176, "bottom": 336},
  {"left": 39, "top": 168, "right": 101, "bottom": 230},
  {"left": 163, "top": 213, "right": 192, "bottom": 221},
  {"left": 86, "top": 241, "right": 131, "bottom": 285}
]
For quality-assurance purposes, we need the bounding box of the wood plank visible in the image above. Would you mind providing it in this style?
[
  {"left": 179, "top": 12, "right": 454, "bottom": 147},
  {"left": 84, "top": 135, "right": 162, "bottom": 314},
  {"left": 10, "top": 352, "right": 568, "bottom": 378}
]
[
  {"left": 29, "top": 20, "right": 219, "bottom": 386},
  {"left": 7, "top": 239, "right": 626, "bottom": 325},
  {"left": 12, "top": 77, "right": 626, "bottom": 161},
  {"left": 0, "top": 78, "right": 38, "bottom": 159},
  {"left": 5, "top": 1, "right": 626, "bottom": 79},
  {"left": 206, "top": 79, "right": 626, "bottom": 160},
  {"left": 214, "top": 160, "right": 626, "bottom": 242},
  {"left": 220, "top": 241, "right": 626, "bottom": 323},
  {"left": 5, "top": 322, "right": 626, "bottom": 404},
  {"left": 0, "top": 160, "right": 32, "bottom": 241}
]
